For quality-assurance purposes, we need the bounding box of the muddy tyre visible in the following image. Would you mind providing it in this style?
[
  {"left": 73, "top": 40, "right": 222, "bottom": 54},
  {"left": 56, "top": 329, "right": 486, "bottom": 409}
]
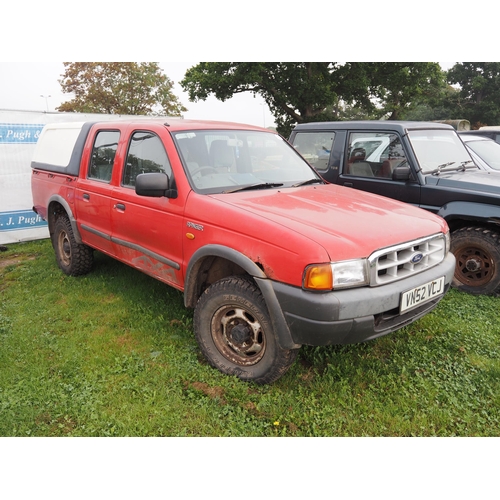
[
  {"left": 52, "top": 216, "right": 93, "bottom": 276},
  {"left": 194, "top": 275, "right": 299, "bottom": 384},
  {"left": 451, "top": 227, "right": 500, "bottom": 295}
]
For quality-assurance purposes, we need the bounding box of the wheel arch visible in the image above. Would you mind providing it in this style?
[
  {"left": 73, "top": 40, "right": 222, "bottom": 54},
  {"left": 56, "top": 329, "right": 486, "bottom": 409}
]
[
  {"left": 184, "top": 244, "right": 267, "bottom": 309},
  {"left": 437, "top": 201, "right": 500, "bottom": 233},
  {"left": 47, "top": 195, "right": 83, "bottom": 244},
  {"left": 184, "top": 244, "right": 300, "bottom": 350}
]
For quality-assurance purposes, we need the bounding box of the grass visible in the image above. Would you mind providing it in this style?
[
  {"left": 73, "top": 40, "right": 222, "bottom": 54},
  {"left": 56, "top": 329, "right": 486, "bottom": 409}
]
[{"left": 1, "top": 239, "right": 499, "bottom": 437}]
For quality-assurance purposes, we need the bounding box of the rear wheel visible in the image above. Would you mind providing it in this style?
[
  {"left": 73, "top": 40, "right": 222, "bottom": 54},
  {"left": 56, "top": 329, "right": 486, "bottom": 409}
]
[
  {"left": 52, "top": 216, "right": 93, "bottom": 276},
  {"left": 451, "top": 227, "right": 500, "bottom": 295},
  {"left": 194, "top": 275, "right": 298, "bottom": 384}
]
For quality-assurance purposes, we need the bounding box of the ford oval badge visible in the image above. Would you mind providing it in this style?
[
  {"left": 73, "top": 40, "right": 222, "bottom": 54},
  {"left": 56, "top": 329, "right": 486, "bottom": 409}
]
[{"left": 410, "top": 252, "right": 424, "bottom": 264}]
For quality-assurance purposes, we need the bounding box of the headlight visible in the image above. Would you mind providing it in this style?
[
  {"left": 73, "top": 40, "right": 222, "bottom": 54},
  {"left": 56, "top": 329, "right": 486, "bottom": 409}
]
[
  {"left": 444, "top": 230, "right": 451, "bottom": 254},
  {"left": 303, "top": 259, "right": 368, "bottom": 291}
]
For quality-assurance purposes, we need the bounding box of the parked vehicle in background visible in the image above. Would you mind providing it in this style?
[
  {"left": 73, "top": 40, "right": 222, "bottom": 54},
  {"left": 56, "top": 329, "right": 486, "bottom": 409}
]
[
  {"left": 31, "top": 119, "right": 455, "bottom": 384},
  {"left": 459, "top": 127, "right": 500, "bottom": 144},
  {"left": 290, "top": 120, "right": 500, "bottom": 295},
  {"left": 459, "top": 133, "right": 500, "bottom": 171}
]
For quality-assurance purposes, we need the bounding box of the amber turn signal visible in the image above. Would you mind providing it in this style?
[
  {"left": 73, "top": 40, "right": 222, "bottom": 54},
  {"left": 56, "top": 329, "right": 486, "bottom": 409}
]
[{"left": 303, "top": 263, "right": 333, "bottom": 291}]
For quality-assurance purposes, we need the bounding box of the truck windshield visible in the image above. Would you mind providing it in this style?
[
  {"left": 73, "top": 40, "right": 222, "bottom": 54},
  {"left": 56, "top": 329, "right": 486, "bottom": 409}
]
[
  {"left": 408, "top": 129, "right": 476, "bottom": 174},
  {"left": 173, "top": 130, "right": 320, "bottom": 194}
]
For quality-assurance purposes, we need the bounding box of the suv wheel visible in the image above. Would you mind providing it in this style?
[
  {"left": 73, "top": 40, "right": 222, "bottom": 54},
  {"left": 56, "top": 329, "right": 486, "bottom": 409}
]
[{"left": 451, "top": 227, "right": 500, "bottom": 295}]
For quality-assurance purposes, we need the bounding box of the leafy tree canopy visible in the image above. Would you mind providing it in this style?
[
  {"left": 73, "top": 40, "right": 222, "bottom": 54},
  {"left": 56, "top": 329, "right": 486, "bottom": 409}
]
[
  {"left": 181, "top": 62, "right": 372, "bottom": 135},
  {"left": 446, "top": 62, "right": 500, "bottom": 127},
  {"left": 180, "top": 62, "right": 446, "bottom": 135},
  {"left": 57, "top": 62, "right": 187, "bottom": 116},
  {"left": 368, "top": 62, "right": 445, "bottom": 120}
]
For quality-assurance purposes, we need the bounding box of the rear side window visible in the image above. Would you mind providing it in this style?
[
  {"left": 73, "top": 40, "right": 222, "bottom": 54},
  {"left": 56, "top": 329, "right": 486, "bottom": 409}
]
[
  {"left": 292, "top": 132, "right": 335, "bottom": 171},
  {"left": 122, "top": 131, "right": 172, "bottom": 187},
  {"left": 88, "top": 130, "right": 120, "bottom": 182}
]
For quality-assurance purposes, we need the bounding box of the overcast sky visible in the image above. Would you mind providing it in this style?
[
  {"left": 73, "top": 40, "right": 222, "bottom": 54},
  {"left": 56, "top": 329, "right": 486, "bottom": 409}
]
[
  {"left": 0, "top": 62, "right": 277, "bottom": 127},
  {"left": 0, "top": 61, "right": 465, "bottom": 130}
]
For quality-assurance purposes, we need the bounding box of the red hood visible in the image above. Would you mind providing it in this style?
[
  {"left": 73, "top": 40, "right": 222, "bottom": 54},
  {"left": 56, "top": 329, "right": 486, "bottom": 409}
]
[{"left": 210, "top": 184, "right": 447, "bottom": 261}]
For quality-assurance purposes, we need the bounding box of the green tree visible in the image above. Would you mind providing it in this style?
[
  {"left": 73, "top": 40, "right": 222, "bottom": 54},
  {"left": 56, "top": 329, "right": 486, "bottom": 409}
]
[
  {"left": 368, "top": 62, "right": 446, "bottom": 120},
  {"left": 57, "top": 62, "right": 187, "bottom": 116},
  {"left": 181, "top": 62, "right": 375, "bottom": 136},
  {"left": 181, "top": 62, "right": 446, "bottom": 135},
  {"left": 446, "top": 63, "right": 500, "bottom": 127}
]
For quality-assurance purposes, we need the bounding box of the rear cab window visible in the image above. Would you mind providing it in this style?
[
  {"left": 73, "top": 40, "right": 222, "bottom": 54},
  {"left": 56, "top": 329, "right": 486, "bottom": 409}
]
[{"left": 88, "top": 130, "right": 120, "bottom": 182}]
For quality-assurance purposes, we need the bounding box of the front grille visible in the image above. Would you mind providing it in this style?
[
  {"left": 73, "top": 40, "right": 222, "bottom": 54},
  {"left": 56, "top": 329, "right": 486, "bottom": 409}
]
[{"left": 368, "top": 233, "right": 446, "bottom": 286}]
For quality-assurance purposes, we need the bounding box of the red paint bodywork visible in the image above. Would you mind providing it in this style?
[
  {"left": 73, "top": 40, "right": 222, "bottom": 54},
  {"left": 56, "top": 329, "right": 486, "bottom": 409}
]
[{"left": 32, "top": 119, "right": 449, "bottom": 291}]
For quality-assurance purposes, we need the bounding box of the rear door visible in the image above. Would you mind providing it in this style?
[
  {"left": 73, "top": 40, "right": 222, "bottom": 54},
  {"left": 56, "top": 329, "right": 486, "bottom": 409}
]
[{"left": 75, "top": 128, "right": 120, "bottom": 255}]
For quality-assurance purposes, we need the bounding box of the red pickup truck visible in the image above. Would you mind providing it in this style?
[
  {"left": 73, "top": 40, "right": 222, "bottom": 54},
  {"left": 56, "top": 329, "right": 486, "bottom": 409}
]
[{"left": 31, "top": 118, "right": 455, "bottom": 383}]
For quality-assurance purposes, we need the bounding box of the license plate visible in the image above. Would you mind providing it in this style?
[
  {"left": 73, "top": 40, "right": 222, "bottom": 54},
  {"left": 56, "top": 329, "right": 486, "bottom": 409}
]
[{"left": 400, "top": 276, "right": 445, "bottom": 313}]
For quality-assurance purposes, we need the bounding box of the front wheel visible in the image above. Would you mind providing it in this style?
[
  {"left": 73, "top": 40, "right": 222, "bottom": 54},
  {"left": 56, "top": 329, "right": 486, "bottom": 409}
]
[
  {"left": 52, "top": 216, "right": 93, "bottom": 276},
  {"left": 451, "top": 227, "right": 500, "bottom": 295},
  {"left": 194, "top": 276, "right": 298, "bottom": 384}
]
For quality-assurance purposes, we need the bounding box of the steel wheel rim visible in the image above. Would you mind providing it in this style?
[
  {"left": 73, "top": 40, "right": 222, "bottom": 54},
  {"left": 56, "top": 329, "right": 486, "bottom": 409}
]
[
  {"left": 454, "top": 245, "right": 495, "bottom": 287},
  {"left": 211, "top": 305, "right": 266, "bottom": 366},
  {"left": 57, "top": 230, "right": 72, "bottom": 267}
]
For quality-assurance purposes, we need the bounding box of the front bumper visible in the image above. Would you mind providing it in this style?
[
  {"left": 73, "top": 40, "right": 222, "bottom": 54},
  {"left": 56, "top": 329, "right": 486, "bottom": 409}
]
[{"left": 268, "top": 252, "right": 455, "bottom": 347}]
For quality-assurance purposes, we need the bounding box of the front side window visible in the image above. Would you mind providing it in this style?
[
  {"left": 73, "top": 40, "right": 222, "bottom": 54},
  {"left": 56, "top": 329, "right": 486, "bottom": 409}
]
[
  {"left": 88, "top": 130, "right": 120, "bottom": 182},
  {"left": 346, "top": 132, "right": 406, "bottom": 178},
  {"left": 123, "top": 131, "right": 172, "bottom": 187},
  {"left": 292, "top": 131, "right": 335, "bottom": 171},
  {"left": 174, "top": 130, "right": 318, "bottom": 194}
]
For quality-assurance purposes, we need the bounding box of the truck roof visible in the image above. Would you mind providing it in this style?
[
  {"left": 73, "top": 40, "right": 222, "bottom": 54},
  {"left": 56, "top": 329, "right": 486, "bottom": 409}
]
[
  {"left": 81, "top": 118, "right": 269, "bottom": 132},
  {"left": 292, "top": 120, "right": 454, "bottom": 133},
  {"left": 31, "top": 118, "right": 274, "bottom": 176}
]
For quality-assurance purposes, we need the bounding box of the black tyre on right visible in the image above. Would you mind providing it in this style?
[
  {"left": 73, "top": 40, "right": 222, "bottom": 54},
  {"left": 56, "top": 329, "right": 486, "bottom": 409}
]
[{"left": 451, "top": 226, "right": 500, "bottom": 295}]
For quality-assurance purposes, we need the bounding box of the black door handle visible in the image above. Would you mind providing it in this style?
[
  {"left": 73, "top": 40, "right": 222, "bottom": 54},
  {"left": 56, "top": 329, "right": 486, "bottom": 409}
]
[
  {"left": 83, "top": 193, "right": 90, "bottom": 200},
  {"left": 114, "top": 203, "right": 126, "bottom": 211}
]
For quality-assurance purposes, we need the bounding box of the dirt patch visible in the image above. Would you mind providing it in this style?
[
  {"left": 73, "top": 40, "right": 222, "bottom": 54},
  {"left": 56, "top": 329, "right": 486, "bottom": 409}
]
[
  {"left": 0, "top": 255, "right": 36, "bottom": 269},
  {"left": 187, "top": 381, "right": 227, "bottom": 404}
]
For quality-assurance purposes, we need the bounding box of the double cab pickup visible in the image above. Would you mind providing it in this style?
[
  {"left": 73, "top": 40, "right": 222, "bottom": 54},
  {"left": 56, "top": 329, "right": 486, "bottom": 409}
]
[{"left": 31, "top": 119, "right": 455, "bottom": 383}]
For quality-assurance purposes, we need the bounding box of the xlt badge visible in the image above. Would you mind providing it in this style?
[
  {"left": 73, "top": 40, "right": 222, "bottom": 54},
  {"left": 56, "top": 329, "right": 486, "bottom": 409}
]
[{"left": 187, "top": 221, "right": 204, "bottom": 231}]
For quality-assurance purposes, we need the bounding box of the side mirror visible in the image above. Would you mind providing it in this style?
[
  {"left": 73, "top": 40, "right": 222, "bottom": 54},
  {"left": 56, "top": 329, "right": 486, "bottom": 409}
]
[
  {"left": 392, "top": 165, "right": 411, "bottom": 181},
  {"left": 135, "top": 172, "right": 173, "bottom": 197}
]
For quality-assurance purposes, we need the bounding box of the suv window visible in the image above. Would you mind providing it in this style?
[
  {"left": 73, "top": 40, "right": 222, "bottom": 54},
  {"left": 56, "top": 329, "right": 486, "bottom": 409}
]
[
  {"left": 88, "top": 130, "right": 120, "bottom": 182},
  {"left": 346, "top": 132, "right": 406, "bottom": 178},
  {"left": 291, "top": 131, "right": 335, "bottom": 171},
  {"left": 123, "top": 131, "right": 172, "bottom": 187}
]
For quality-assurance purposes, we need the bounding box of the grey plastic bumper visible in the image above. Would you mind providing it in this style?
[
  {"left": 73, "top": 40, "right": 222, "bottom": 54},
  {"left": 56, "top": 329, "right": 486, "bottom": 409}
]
[{"left": 267, "top": 253, "right": 456, "bottom": 347}]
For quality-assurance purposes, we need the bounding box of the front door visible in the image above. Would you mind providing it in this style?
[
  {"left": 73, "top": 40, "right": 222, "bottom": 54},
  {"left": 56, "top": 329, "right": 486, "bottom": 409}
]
[
  {"left": 338, "top": 131, "right": 421, "bottom": 206},
  {"left": 110, "top": 129, "right": 185, "bottom": 289}
]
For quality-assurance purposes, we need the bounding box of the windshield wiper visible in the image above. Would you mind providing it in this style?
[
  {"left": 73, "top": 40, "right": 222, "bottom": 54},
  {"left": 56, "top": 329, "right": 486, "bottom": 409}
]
[
  {"left": 458, "top": 160, "right": 478, "bottom": 171},
  {"left": 430, "top": 160, "right": 478, "bottom": 175},
  {"left": 292, "top": 178, "right": 324, "bottom": 187},
  {"left": 223, "top": 182, "right": 284, "bottom": 194},
  {"left": 430, "top": 161, "right": 456, "bottom": 175}
]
